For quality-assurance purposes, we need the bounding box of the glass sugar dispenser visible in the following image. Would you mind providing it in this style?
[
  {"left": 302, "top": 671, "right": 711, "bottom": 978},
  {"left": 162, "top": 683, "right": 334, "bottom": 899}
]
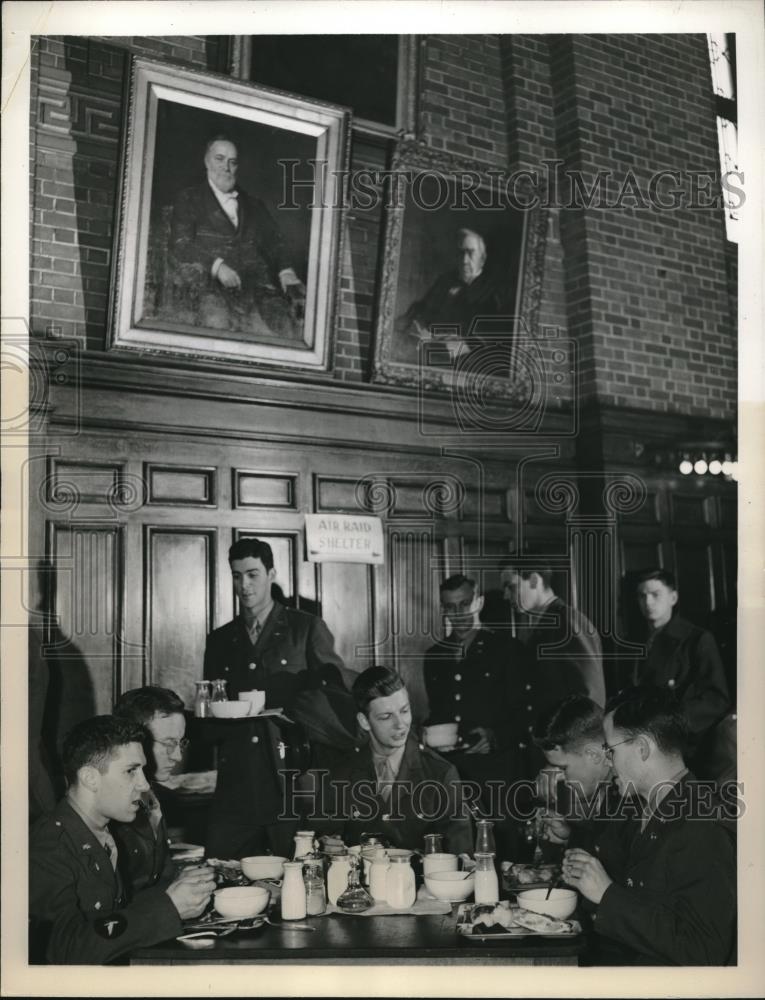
[
  {"left": 303, "top": 856, "right": 327, "bottom": 916},
  {"left": 336, "top": 854, "right": 373, "bottom": 913}
]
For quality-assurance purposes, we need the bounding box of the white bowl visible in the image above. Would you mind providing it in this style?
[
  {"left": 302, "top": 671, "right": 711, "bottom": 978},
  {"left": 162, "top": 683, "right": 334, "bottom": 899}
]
[
  {"left": 424, "top": 870, "right": 474, "bottom": 902},
  {"left": 241, "top": 855, "right": 286, "bottom": 881},
  {"left": 238, "top": 690, "right": 266, "bottom": 714},
  {"left": 214, "top": 885, "right": 270, "bottom": 918},
  {"left": 517, "top": 888, "right": 577, "bottom": 920},
  {"left": 210, "top": 700, "right": 251, "bottom": 719},
  {"left": 423, "top": 723, "right": 459, "bottom": 749}
]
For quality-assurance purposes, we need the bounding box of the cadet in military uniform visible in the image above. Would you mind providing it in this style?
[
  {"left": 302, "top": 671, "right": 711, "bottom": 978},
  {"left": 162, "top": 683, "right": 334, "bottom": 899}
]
[
  {"left": 313, "top": 667, "right": 474, "bottom": 854},
  {"left": 562, "top": 686, "right": 736, "bottom": 965},
  {"left": 501, "top": 563, "right": 605, "bottom": 780},
  {"left": 632, "top": 568, "right": 731, "bottom": 777},
  {"left": 112, "top": 686, "right": 188, "bottom": 894},
  {"left": 203, "top": 537, "right": 357, "bottom": 859},
  {"left": 29, "top": 716, "right": 215, "bottom": 964}
]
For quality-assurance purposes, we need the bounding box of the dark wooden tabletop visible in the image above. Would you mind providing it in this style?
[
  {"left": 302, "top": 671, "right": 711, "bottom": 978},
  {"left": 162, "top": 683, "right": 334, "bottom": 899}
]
[{"left": 130, "top": 908, "right": 585, "bottom": 965}]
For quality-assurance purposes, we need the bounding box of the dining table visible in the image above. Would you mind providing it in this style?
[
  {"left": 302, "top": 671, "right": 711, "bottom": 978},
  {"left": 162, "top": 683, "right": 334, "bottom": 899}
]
[{"left": 129, "top": 905, "right": 585, "bottom": 966}]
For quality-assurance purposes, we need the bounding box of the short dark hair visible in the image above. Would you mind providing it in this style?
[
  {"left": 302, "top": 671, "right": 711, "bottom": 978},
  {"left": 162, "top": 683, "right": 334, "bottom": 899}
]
[
  {"left": 605, "top": 685, "right": 688, "bottom": 756},
  {"left": 533, "top": 695, "right": 604, "bottom": 751},
  {"left": 228, "top": 537, "right": 274, "bottom": 571},
  {"left": 636, "top": 568, "right": 677, "bottom": 591},
  {"left": 62, "top": 715, "right": 147, "bottom": 786},
  {"left": 352, "top": 667, "right": 407, "bottom": 716},
  {"left": 501, "top": 564, "right": 555, "bottom": 589},
  {"left": 114, "top": 686, "right": 185, "bottom": 727},
  {"left": 439, "top": 574, "right": 477, "bottom": 596}
]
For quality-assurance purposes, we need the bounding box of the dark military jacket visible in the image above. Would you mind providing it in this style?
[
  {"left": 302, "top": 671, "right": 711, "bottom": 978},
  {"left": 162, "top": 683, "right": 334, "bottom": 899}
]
[
  {"left": 510, "top": 599, "right": 604, "bottom": 778},
  {"left": 632, "top": 615, "right": 731, "bottom": 737},
  {"left": 29, "top": 798, "right": 181, "bottom": 964},
  {"left": 311, "top": 736, "right": 474, "bottom": 856},
  {"left": 423, "top": 628, "right": 517, "bottom": 748},
  {"left": 203, "top": 605, "right": 357, "bottom": 830},
  {"left": 593, "top": 776, "right": 736, "bottom": 965},
  {"left": 112, "top": 788, "right": 175, "bottom": 896}
]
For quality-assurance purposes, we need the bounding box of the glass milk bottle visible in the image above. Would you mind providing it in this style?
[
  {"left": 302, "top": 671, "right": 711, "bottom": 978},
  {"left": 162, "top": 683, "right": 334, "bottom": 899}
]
[
  {"left": 473, "top": 852, "right": 499, "bottom": 905},
  {"left": 193, "top": 680, "right": 211, "bottom": 718},
  {"left": 327, "top": 854, "right": 352, "bottom": 906},
  {"left": 211, "top": 678, "right": 228, "bottom": 703},
  {"left": 281, "top": 861, "right": 308, "bottom": 920},
  {"left": 385, "top": 854, "right": 416, "bottom": 909},
  {"left": 293, "top": 830, "right": 316, "bottom": 860},
  {"left": 368, "top": 849, "right": 389, "bottom": 902}
]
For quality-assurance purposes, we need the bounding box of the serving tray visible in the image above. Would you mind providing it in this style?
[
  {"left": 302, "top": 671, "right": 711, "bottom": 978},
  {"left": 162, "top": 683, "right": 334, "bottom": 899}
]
[{"left": 456, "top": 902, "right": 580, "bottom": 941}]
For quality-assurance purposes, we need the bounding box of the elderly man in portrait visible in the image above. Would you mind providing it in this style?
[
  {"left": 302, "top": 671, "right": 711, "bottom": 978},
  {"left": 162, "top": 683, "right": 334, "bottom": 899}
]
[
  {"left": 168, "top": 134, "right": 306, "bottom": 339},
  {"left": 29, "top": 716, "right": 215, "bottom": 964},
  {"left": 398, "top": 227, "right": 507, "bottom": 361}
]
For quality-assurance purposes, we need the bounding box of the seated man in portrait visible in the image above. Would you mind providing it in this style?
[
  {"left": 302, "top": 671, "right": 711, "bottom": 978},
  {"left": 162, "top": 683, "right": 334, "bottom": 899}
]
[
  {"left": 396, "top": 228, "right": 508, "bottom": 363},
  {"left": 310, "top": 667, "right": 474, "bottom": 855},
  {"left": 112, "top": 685, "right": 188, "bottom": 894},
  {"left": 29, "top": 716, "right": 215, "bottom": 965},
  {"left": 562, "top": 686, "right": 736, "bottom": 966},
  {"left": 166, "top": 134, "right": 306, "bottom": 340}
]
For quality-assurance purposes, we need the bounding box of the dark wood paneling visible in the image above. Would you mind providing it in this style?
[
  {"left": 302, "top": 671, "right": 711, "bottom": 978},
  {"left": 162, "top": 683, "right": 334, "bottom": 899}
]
[
  {"left": 314, "top": 476, "right": 365, "bottom": 513},
  {"left": 234, "top": 470, "right": 297, "bottom": 509},
  {"left": 670, "top": 493, "right": 711, "bottom": 527},
  {"left": 47, "top": 458, "right": 123, "bottom": 505},
  {"left": 45, "top": 522, "right": 124, "bottom": 737},
  {"left": 319, "top": 562, "right": 375, "bottom": 675},
  {"left": 145, "top": 464, "right": 217, "bottom": 507},
  {"left": 145, "top": 527, "right": 216, "bottom": 706},
  {"left": 673, "top": 541, "right": 715, "bottom": 623}
]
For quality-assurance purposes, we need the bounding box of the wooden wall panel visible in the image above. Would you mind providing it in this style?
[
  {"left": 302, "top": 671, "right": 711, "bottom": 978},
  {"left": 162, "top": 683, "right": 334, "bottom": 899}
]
[
  {"left": 673, "top": 541, "right": 715, "bottom": 624},
  {"left": 319, "top": 562, "right": 375, "bottom": 676},
  {"left": 146, "top": 465, "right": 216, "bottom": 507},
  {"left": 145, "top": 528, "right": 215, "bottom": 706},
  {"left": 234, "top": 471, "right": 298, "bottom": 509},
  {"left": 45, "top": 522, "right": 124, "bottom": 745}
]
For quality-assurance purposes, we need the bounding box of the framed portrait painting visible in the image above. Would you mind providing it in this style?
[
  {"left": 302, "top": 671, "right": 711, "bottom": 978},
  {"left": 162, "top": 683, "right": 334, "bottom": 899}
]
[
  {"left": 108, "top": 58, "right": 350, "bottom": 370},
  {"left": 372, "top": 141, "right": 548, "bottom": 396}
]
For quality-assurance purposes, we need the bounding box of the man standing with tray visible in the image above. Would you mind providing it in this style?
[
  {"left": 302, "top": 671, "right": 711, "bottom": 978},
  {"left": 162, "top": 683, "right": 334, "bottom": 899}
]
[{"left": 203, "top": 537, "right": 357, "bottom": 860}]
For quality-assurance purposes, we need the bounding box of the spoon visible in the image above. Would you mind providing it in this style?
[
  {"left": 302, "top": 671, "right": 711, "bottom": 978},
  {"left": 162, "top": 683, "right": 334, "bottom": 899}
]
[{"left": 261, "top": 916, "right": 316, "bottom": 931}]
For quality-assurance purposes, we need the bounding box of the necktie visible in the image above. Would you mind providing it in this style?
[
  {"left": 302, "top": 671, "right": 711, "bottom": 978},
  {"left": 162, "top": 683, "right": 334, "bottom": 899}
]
[
  {"left": 102, "top": 830, "right": 119, "bottom": 869},
  {"left": 377, "top": 757, "right": 395, "bottom": 805}
]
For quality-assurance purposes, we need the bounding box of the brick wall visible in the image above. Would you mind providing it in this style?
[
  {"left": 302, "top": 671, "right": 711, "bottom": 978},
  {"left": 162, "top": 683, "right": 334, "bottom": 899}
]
[
  {"left": 547, "top": 33, "right": 736, "bottom": 419},
  {"left": 28, "top": 33, "right": 736, "bottom": 416}
]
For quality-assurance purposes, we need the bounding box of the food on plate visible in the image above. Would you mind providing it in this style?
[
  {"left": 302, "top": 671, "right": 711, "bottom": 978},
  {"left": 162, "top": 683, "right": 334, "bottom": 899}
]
[
  {"left": 506, "top": 863, "right": 557, "bottom": 885},
  {"left": 466, "top": 901, "right": 573, "bottom": 936},
  {"left": 512, "top": 908, "right": 573, "bottom": 935}
]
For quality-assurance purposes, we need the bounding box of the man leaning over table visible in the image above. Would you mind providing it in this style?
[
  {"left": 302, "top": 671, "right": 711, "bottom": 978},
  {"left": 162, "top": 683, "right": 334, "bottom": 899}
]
[
  {"left": 203, "top": 536, "right": 358, "bottom": 859},
  {"left": 561, "top": 686, "right": 736, "bottom": 966},
  {"left": 311, "top": 666, "right": 474, "bottom": 854},
  {"left": 112, "top": 685, "right": 187, "bottom": 894},
  {"left": 29, "top": 716, "right": 215, "bottom": 965}
]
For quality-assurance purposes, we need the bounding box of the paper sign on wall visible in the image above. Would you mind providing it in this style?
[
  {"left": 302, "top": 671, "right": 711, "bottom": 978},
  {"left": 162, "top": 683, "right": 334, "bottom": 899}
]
[{"left": 305, "top": 514, "right": 384, "bottom": 564}]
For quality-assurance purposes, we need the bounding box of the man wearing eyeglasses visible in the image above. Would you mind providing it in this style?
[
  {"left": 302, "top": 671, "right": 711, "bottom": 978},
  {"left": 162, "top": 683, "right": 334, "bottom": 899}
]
[
  {"left": 561, "top": 686, "right": 736, "bottom": 965},
  {"left": 112, "top": 686, "right": 188, "bottom": 894}
]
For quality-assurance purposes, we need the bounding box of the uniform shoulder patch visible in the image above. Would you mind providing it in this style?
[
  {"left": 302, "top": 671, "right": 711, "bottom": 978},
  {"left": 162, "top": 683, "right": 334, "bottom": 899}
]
[{"left": 94, "top": 913, "right": 127, "bottom": 939}]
